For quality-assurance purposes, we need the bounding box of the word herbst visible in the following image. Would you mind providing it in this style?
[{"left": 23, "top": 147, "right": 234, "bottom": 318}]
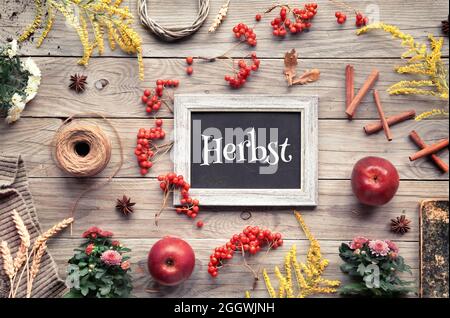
[{"left": 192, "top": 121, "right": 293, "bottom": 174}]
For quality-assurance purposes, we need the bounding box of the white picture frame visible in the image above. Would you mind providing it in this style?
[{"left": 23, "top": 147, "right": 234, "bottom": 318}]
[{"left": 173, "top": 94, "right": 318, "bottom": 206}]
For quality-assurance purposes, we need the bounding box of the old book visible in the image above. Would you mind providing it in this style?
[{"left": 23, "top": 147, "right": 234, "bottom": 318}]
[{"left": 419, "top": 199, "right": 449, "bottom": 298}]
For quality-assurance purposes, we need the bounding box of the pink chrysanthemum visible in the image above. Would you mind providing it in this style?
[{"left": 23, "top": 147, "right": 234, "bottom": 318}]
[
  {"left": 368, "top": 240, "right": 390, "bottom": 256},
  {"left": 100, "top": 250, "right": 122, "bottom": 266},
  {"left": 85, "top": 243, "right": 95, "bottom": 255},
  {"left": 121, "top": 261, "right": 131, "bottom": 270},
  {"left": 385, "top": 240, "right": 399, "bottom": 253},
  {"left": 82, "top": 226, "right": 114, "bottom": 239},
  {"left": 349, "top": 237, "right": 369, "bottom": 250}
]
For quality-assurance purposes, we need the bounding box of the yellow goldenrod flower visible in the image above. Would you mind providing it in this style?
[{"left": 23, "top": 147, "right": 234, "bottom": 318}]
[
  {"left": 261, "top": 212, "right": 340, "bottom": 298},
  {"left": 18, "top": 0, "right": 144, "bottom": 80},
  {"left": 263, "top": 269, "right": 277, "bottom": 298},
  {"left": 36, "top": 4, "right": 55, "bottom": 48},
  {"left": 19, "top": 0, "right": 43, "bottom": 42},
  {"left": 357, "top": 23, "right": 448, "bottom": 100}
]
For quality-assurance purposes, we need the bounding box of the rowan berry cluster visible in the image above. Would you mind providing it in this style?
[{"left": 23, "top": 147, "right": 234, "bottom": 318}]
[
  {"left": 355, "top": 12, "right": 369, "bottom": 27},
  {"left": 335, "top": 11, "right": 347, "bottom": 24},
  {"left": 232, "top": 23, "right": 257, "bottom": 46},
  {"left": 224, "top": 52, "right": 260, "bottom": 89},
  {"left": 134, "top": 119, "right": 167, "bottom": 176},
  {"left": 271, "top": 3, "right": 318, "bottom": 37},
  {"left": 207, "top": 226, "right": 283, "bottom": 277},
  {"left": 140, "top": 79, "right": 179, "bottom": 114},
  {"left": 157, "top": 172, "right": 200, "bottom": 220}
]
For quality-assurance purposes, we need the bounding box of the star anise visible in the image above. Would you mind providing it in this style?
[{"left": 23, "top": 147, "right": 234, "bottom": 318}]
[
  {"left": 390, "top": 215, "right": 411, "bottom": 234},
  {"left": 442, "top": 15, "right": 449, "bottom": 37},
  {"left": 116, "top": 195, "right": 136, "bottom": 216},
  {"left": 69, "top": 73, "right": 88, "bottom": 93}
]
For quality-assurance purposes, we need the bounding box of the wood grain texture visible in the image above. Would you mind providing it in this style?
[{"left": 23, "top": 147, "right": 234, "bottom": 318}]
[
  {"left": 1, "top": 0, "right": 448, "bottom": 58},
  {"left": 0, "top": 0, "right": 448, "bottom": 298},
  {"left": 28, "top": 178, "right": 448, "bottom": 241},
  {"left": 1, "top": 57, "right": 448, "bottom": 120},
  {"left": 47, "top": 238, "right": 420, "bottom": 298},
  {"left": 1, "top": 118, "right": 448, "bottom": 180},
  {"left": 49, "top": 238, "right": 418, "bottom": 298}
]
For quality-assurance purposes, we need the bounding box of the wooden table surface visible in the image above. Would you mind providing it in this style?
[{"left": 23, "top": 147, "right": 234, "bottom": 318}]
[{"left": 0, "top": 0, "right": 449, "bottom": 298}]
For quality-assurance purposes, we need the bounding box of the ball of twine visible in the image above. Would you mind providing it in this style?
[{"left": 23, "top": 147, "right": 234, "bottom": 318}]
[
  {"left": 53, "top": 121, "right": 112, "bottom": 177},
  {"left": 138, "top": 0, "right": 210, "bottom": 42}
]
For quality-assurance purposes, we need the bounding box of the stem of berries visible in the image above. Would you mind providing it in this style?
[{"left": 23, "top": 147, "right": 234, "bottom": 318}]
[
  {"left": 224, "top": 52, "right": 260, "bottom": 89},
  {"left": 208, "top": 226, "right": 283, "bottom": 280},
  {"left": 141, "top": 79, "right": 179, "bottom": 114},
  {"left": 270, "top": 3, "right": 318, "bottom": 37},
  {"left": 134, "top": 120, "right": 173, "bottom": 176},
  {"left": 232, "top": 23, "right": 257, "bottom": 46},
  {"left": 156, "top": 172, "right": 201, "bottom": 226}
]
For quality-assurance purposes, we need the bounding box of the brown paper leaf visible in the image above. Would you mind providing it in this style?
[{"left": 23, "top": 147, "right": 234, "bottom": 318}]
[
  {"left": 292, "top": 69, "right": 320, "bottom": 85},
  {"left": 284, "top": 49, "right": 298, "bottom": 86}
]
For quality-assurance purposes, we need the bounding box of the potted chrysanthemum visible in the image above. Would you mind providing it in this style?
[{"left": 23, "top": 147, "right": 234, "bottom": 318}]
[
  {"left": 65, "top": 227, "right": 133, "bottom": 298},
  {"left": 1, "top": 39, "right": 41, "bottom": 124},
  {"left": 338, "top": 237, "right": 414, "bottom": 297}
]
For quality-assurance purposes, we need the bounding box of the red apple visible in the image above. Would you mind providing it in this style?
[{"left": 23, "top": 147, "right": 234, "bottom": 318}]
[
  {"left": 351, "top": 156, "right": 399, "bottom": 206},
  {"left": 147, "top": 236, "right": 195, "bottom": 286}
]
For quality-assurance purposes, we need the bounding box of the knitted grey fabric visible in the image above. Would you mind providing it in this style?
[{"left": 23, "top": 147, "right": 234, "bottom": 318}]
[{"left": 0, "top": 154, "right": 66, "bottom": 298}]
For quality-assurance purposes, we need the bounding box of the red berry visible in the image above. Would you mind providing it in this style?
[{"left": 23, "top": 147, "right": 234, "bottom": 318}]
[
  {"left": 186, "top": 56, "right": 194, "bottom": 65},
  {"left": 255, "top": 14, "right": 262, "bottom": 21},
  {"left": 186, "top": 66, "right": 193, "bottom": 75},
  {"left": 196, "top": 220, "right": 204, "bottom": 228}
]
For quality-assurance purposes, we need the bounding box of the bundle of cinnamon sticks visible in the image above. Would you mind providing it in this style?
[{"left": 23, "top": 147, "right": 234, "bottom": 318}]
[
  {"left": 345, "top": 65, "right": 415, "bottom": 141},
  {"left": 344, "top": 65, "right": 448, "bottom": 173}
]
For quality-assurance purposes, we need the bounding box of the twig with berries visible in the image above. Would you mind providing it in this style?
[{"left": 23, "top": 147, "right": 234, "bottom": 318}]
[
  {"left": 140, "top": 79, "right": 179, "bottom": 114},
  {"left": 328, "top": 0, "right": 368, "bottom": 26},
  {"left": 155, "top": 172, "right": 201, "bottom": 226},
  {"left": 267, "top": 3, "right": 319, "bottom": 37},
  {"left": 134, "top": 119, "right": 173, "bottom": 176},
  {"left": 208, "top": 226, "right": 283, "bottom": 288}
]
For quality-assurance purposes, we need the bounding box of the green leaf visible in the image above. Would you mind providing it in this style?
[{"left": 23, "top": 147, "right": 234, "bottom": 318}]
[
  {"left": 81, "top": 286, "right": 89, "bottom": 297},
  {"left": 79, "top": 268, "right": 89, "bottom": 276},
  {"left": 100, "top": 285, "right": 111, "bottom": 296},
  {"left": 64, "top": 289, "right": 83, "bottom": 298},
  {"left": 357, "top": 263, "right": 366, "bottom": 276}
]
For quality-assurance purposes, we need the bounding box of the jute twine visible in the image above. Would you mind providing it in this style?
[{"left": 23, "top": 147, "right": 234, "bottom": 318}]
[
  {"left": 137, "top": 0, "right": 210, "bottom": 42},
  {"left": 53, "top": 122, "right": 111, "bottom": 177},
  {"left": 52, "top": 113, "right": 124, "bottom": 234}
]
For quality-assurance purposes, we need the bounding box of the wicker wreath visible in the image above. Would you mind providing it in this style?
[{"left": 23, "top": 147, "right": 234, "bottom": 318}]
[{"left": 138, "top": 0, "right": 210, "bottom": 42}]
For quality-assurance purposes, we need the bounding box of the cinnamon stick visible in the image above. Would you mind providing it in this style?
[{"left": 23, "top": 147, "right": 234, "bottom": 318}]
[
  {"left": 345, "top": 65, "right": 354, "bottom": 109},
  {"left": 364, "top": 110, "right": 416, "bottom": 135},
  {"left": 373, "top": 89, "right": 393, "bottom": 141},
  {"left": 409, "top": 131, "right": 449, "bottom": 173},
  {"left": 409, "top": 138, "right": 449, "bottom": 161},
  {"left": 345, "top": 69, "right": 379, "bottom": 119}
]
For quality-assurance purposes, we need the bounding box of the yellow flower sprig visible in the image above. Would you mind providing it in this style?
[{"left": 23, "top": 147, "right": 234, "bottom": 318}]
[
  {"left": 19, "top": 0, "right": 144, "bottom": 80},
  {"left": 247, "top": 211, "right": 340, "bottom": 298},
  {"left": 357, "top": 23, "right": 448, "bottom": 100}
]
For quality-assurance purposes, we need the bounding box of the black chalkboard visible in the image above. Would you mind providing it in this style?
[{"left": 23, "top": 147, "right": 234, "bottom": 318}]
[{"left": 190, "top": 112, "right": 301, "bottom": 189}]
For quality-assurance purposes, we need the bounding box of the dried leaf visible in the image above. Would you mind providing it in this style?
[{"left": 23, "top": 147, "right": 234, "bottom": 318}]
[
  {"left": 292, "top": 69, "right": 320, "bottom": 85},
  {"left": 284, "top": 49, "right": 298, "bottom": 86}
]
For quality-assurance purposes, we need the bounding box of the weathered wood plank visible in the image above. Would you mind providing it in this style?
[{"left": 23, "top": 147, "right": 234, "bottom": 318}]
[
  {"left": 28, "top": 178, "right": 448, "bottom": 241},
  {"left": 47, "top": 238, "right": 419, "bottom": 298},
  {"left": 1, "top": 118, "right": 448, "bottom": 179},
  {"left": 3, "top": 57, "right": 447, "bottom": 120},
  {"left": 1, "top": 0, "right": 448, "bottom": 59}
]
